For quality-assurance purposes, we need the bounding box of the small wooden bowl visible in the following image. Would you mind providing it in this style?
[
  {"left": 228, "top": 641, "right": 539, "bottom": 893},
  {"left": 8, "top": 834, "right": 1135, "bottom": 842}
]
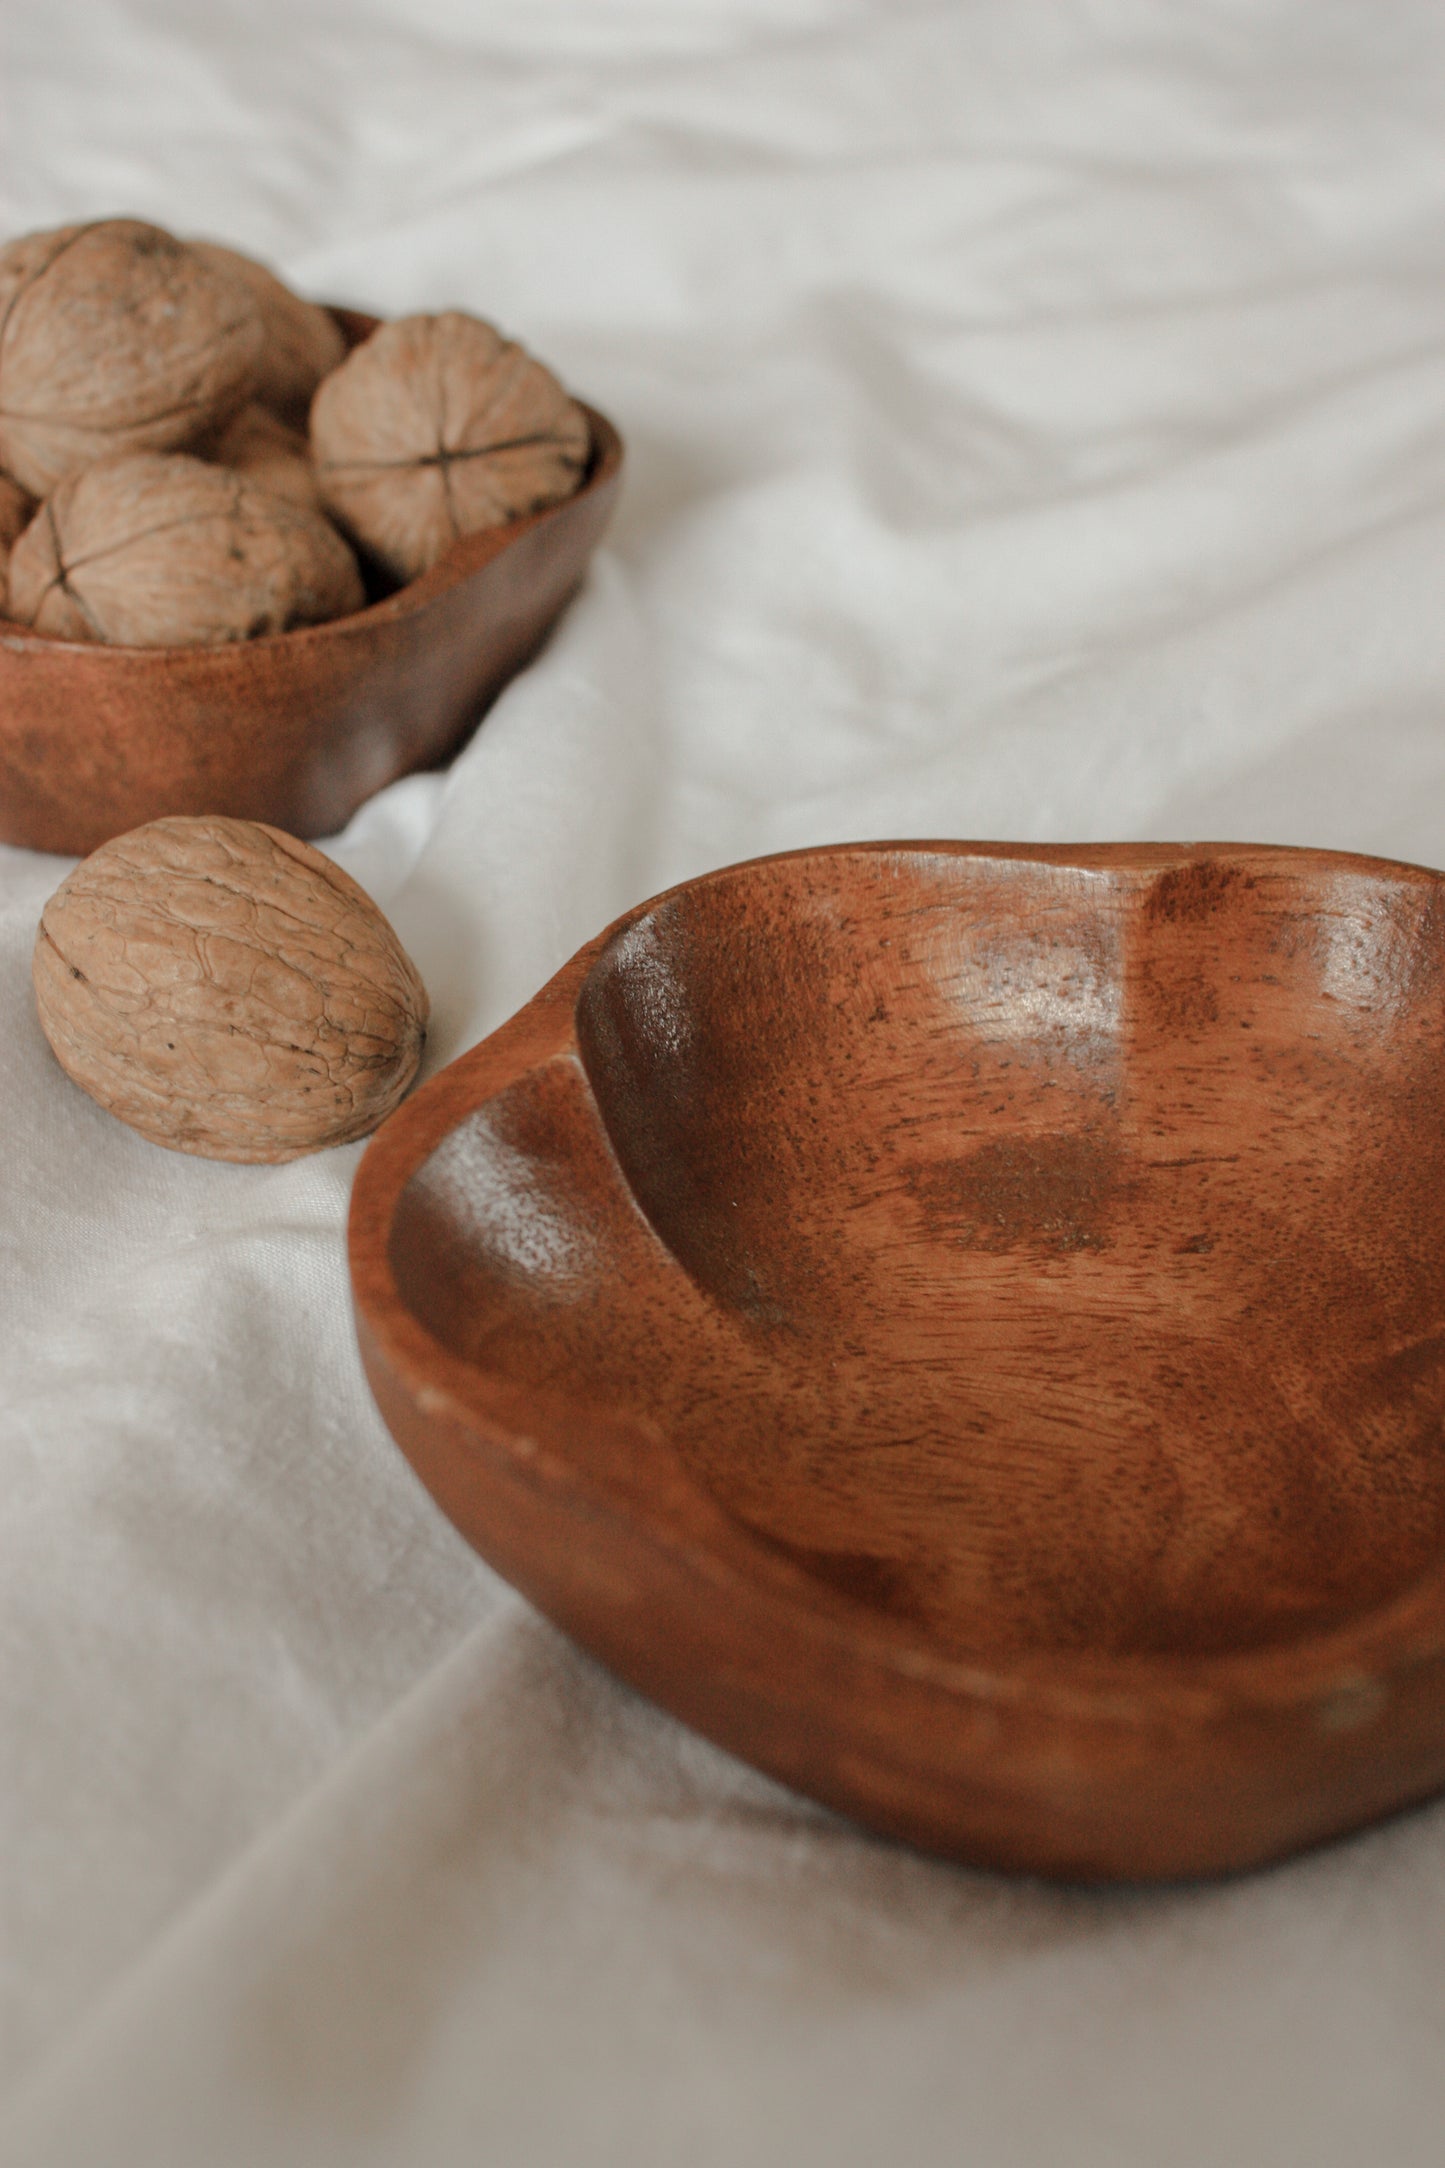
[
  {"left": 350, "top": 840, "right": 1445, "bottom": 1880},
  {"left": 0, "top": 311, "right": 622, "bottom": 857}
]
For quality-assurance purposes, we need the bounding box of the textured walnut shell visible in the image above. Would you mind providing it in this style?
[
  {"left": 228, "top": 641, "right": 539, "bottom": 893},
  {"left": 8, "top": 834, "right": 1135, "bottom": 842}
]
[
  {"left": 0, "top": 220, "right": 263, "bottom": 497},
  {"left": 33, "top": 816, "right": 429, "bottom": 1162},
  {"left": 7, "top": 452, "right": 364, "bottom": 645},
  {"left": 0, "top": 471, "right": 32, "bottom": 613},
  {"left": 190, "top": 240, "right": 346, "bottom": 426},
  {"left": 310, "top": 311, "right": 589, "bottom": 584},
  {"left": 209, "top": 402, "right": 321, "bottom": 508}
]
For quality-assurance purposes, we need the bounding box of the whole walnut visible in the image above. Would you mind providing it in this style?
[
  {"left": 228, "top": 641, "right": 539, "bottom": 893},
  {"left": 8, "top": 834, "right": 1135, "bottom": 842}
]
[
  {"left": 0, "top": 471, "right": 33, "bottom": 614},
  {"left": 8, "top": 452, "right": 364, "bottom": 646},
  {"left": 310, "top": 311, "right": 589, "bottom": 584},
  {"left": 190, "top": 239, "right": 346, "bottom": 426},
  {"left": 209, "top": 402, "right": 321, "bottom": 508},
  {"left": 0, "top": 219, "right": 262, "bottom": 497},
  {"left": 33, "top": 816, "right": 429, "bottom": 1162}
]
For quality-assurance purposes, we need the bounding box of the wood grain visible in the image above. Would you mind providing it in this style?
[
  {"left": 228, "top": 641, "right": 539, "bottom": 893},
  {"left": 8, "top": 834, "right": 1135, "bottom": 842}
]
[
  {"left": 0, "top": 310, "right": 621, "bottom": 856},
  {"left": 349, "top": 841, "right": 1445, "bottom": 1880}
]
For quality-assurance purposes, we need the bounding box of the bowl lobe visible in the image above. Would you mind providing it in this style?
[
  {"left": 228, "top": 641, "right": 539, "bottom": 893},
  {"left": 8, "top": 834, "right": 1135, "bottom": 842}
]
[{"left": 352, "top": 842, "right": 1445, "bottom": 1878}]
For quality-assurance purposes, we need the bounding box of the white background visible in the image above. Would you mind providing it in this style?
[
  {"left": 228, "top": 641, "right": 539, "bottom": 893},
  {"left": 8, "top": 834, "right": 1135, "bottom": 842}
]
[{"left": 4, "top": 2, "right": 1445, "bottom": 2160}]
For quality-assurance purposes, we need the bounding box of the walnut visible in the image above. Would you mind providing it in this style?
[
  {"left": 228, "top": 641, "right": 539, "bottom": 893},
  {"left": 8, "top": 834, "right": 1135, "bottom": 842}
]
[
  {"left": 33, "top": 815, "right": 429, "bottom": 1162},
  {"left": 7, "top": 452, "right": 364, "bottom": 646},
  {"left": 0, "top": 219, "right": 263, "bottom": 497},
  {"left": 0, "top": 471, "right": 33, "bottom": 614},
  {"left": 190, "top": 239, "right": 346, "bottom": 426},
  {"left": 209, "top": 402, "right": 321, "bottom": 508},
  {"left": 310, "top": 311, "right": 589, "bottom": 584}
]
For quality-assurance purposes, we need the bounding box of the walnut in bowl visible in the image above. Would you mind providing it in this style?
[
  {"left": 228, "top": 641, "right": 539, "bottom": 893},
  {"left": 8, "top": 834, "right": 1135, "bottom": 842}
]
[
  {"left": 8, "top": 453, "right": 363, "bottom": 646},
  {"left": 0, "top": 219, "right": 262, "bottom": 497},
  {"left": 311, "top": 312, "right": 591, "bottom": 585}
]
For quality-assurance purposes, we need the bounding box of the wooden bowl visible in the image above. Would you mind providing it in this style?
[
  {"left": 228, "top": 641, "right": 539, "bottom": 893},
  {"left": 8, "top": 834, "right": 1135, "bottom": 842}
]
[
  {"left": 0, "top": 311, "right": 622, "bottom": 857},
  {"left": 350, "top": 840, "right": 1445, "bottom": 1880}
]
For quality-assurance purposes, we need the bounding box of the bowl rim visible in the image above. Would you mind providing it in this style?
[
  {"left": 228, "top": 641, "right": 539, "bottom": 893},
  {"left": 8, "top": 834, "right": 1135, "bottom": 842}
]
[{"left": 349, "top": 836, "right": 1445, "bottom": 1730}]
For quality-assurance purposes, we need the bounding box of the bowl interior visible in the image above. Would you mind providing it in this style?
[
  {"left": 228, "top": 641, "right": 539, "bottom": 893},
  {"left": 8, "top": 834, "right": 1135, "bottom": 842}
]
[{"left": 392, "top": 847, "right": 1445, "bottom": 1665}]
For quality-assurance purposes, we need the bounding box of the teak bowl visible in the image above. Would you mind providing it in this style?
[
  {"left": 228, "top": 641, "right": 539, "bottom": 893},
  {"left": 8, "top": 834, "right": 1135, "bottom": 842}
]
[
  {"left": 350, "top": 840, "right": 1445, "bottom": 1881},
  {"left": 0, "top": 310, "right": 622, "bottom": 857}
]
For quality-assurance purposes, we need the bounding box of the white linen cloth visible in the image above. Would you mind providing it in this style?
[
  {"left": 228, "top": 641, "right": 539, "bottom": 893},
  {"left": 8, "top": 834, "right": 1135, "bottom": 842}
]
[{"left": 5, "top": 3, "right": 1445, "bottom": 2159}]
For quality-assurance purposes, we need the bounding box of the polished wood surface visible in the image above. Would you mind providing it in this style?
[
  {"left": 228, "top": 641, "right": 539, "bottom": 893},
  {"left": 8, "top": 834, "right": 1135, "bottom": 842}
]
[
  {"left": 349, "top": 841, "right": 1445, "bottom": 1879},
  {"left": 0, "top": 310, "right": 621, "bottom": 856}
]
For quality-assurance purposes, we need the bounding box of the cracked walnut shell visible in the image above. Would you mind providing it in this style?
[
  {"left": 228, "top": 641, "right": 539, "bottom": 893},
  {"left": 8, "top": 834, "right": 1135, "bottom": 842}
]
[
  {"left": 7, "top": 451, "right": 364, "bottom": 645},
  {"left": 0, "top": 219, "right": 263, "bottom": 497},
  {"left": 310, "top": 310, "right": 589, "bottom": 584},
  {"left": 33, "top": 816, "right": 430, "bottom": 1162}
]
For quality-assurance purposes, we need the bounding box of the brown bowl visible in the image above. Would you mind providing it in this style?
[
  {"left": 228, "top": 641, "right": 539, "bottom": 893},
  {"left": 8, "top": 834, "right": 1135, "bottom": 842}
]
[
  {"left": 0, "top": 310, "right": 622, "bottom": 857},
  {"left": 349, "top": 840, "right": 1445, "bottom": 1881}
]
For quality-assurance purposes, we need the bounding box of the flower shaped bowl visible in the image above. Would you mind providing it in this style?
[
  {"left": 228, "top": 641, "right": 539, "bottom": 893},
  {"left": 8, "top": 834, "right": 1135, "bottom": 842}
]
[
  {"left": 0, "top": 310, "right": 622, "bottom": 857},
  {"left": 349, "top": 840, "right": 1445, "bottom": 1880}
]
